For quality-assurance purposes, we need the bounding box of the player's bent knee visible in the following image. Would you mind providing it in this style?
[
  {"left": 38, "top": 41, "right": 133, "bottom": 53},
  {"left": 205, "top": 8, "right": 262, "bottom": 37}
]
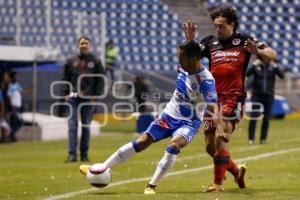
[
  {"left": 222, "top": 120, "right": 234, "bottom": 134},
  {"left": 169, "top": 137, "right": 188, "bottom": 150},
  {"left": 217, "top": 133, "right": 231, "bottom": 143}
]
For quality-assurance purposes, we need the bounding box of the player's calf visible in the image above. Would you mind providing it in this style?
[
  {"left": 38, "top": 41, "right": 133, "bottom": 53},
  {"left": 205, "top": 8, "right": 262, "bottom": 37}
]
[
  {"left": 205, "top": 143, "right": 216, "bottom": 157},
  {"left": 135, "top": 133, "right": 155, "bottom": 151}
]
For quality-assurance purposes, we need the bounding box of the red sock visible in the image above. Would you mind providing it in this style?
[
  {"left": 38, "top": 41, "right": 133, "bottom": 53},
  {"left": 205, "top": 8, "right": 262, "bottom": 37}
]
[
  {"left": 227, "top": 159, "right": 239, "bottom": 177},
  {"left": 213, "top": 149, "right": 230, "bottom": 185}
]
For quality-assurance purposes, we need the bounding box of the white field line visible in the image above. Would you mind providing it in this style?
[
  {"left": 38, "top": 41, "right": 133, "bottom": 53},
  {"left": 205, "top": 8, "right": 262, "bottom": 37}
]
[
  {"left": 128, "top": 144, "right": 259, "bottom": 165},
  {"left": 279, "top": 137, "right": 300, "bottom": 143},
  {"left": 167, "top": 136, "right": 300, "bottom": 163},
  {"left": 127, "top": 137, "right": 300, "bottom": 165},
  {"left": 42, "top": 147, "right": 300, "bottom": 200},
  {"left": 176, "top": 137, "right": 300, "bottom": 162}
]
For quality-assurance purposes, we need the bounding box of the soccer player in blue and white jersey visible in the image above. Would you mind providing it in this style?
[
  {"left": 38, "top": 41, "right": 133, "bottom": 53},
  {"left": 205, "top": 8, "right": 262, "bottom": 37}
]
[{"left": 80, "top": 40, "right": 218, "bottom": 194}]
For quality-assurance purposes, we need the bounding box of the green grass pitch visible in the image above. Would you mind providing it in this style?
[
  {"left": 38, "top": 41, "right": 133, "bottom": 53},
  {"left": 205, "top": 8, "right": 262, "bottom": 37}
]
[{"left": 0, "top": 119, "right": 299, "bottom": 200}]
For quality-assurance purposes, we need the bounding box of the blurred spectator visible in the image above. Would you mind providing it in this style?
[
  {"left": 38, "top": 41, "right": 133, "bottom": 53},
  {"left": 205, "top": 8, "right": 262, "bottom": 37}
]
[
  {"left": 7, "top": 71, "right": 24, "bottom": 142},
  {"left": 62, "top": 36, "right": 105, "bottom": 162},
  {"left": 134, "top": 75, "right": 149, "bottom": 113},
  {"left": 246, "top": 57, "right": 285, "bottom": 144},
  {"left": 105, "top": 39, "right": 119, "bottom": 84},
  {"left": 0, "top": 71, "right": 11, "bottom": 113},
  {"left": 0, "top": 76, "right": 11, "bottom": 143}
]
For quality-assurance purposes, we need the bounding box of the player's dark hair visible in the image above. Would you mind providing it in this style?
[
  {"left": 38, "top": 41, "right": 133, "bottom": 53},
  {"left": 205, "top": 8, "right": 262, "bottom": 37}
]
[
  {"left": 77, "top": 36, "right": 91, "bottom": 45},
  {"left": 179, "top": 40, "right": 201, "bottom": 59},
  {"left": 210, "top": 5, "right": 239, "bottom": 33}
]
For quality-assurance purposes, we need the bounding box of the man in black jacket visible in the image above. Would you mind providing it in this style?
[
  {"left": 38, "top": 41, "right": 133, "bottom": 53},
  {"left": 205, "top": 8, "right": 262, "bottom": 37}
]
[
  {"left": 62, "top": 36, "right": 105, "bottom": 162},
  {"left": 246, "top": 57, "right": 284, "bottom": 144}
]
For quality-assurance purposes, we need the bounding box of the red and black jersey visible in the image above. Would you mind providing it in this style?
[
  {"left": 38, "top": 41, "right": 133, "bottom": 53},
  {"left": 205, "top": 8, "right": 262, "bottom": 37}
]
[{"left": 200, "top": 33, "right": 267, "bottom": 97}]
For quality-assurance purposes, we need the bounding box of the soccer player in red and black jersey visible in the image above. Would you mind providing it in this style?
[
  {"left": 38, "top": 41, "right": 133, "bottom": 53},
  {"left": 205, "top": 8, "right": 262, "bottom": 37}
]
[{"left": 183, "top": 5, "right": 276, "bottom": 192}]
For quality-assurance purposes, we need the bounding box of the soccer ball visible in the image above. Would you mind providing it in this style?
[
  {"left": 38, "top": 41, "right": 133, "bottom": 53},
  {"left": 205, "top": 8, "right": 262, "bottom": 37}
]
[{"left": 86, "top": 163, "right": 112, "bottom": 188}]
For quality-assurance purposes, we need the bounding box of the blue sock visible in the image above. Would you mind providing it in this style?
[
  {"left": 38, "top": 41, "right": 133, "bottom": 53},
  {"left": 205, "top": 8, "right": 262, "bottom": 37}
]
[
  {"left": 132, "top": 140, "right": 141, "bottom": 152},
  {"left": 166, "top": 146, "right": 180, "bottom": 155}
]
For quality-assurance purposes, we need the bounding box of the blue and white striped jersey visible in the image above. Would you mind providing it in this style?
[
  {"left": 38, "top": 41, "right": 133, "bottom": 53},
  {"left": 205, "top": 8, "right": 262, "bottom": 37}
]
[{"left": 164, "top": 66, "right": 217, "bottom": 122}]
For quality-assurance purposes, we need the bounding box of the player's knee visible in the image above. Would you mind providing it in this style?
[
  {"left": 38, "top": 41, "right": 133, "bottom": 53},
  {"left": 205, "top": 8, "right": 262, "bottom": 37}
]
[
  {"left": 222, "top": 120, "right": 234, "bottom": 133},
  {"left": 135, "top": 133, "right": 154, "bottom": 152},
  {"left": 168, "top": 141, "right": 182, "bottom": 151},
  {"left": 218, "top": 122, "right": 233, "bottom": 143},
  {"left": 217, "top": 134, "right": 230, "bottom": 143},
  {"left": 169, "top": 136, "right": 188, "bottom": 150}
]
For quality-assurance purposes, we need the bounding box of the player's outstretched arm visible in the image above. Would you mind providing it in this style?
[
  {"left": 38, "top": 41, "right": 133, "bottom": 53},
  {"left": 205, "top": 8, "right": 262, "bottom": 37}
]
[
  {"left": 183, "top": 20, "right": 197, "bottom": 42},
  {"left": 244, "top": 39, "right": 277, "bottom": 61}
]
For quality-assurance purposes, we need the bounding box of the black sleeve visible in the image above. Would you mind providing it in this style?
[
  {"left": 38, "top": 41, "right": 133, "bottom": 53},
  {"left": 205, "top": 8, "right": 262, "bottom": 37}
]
[
  {"left": 248, "top": 35, "right": 268, "bottom": 50},
  {"left": 61, "top": 59, "right": 71, "bottom": 96},
  {"left": 93, "top": 59, "right": 106, "bottom": 96},
  {"left": 246, "top": 64, "right": 255, "bottom": 77},
  {"left": 200, "top": 36, "right": 212, "bottom": 59},
  {"left": 274, "top": 64, "right": 285, "bottom": 79}
]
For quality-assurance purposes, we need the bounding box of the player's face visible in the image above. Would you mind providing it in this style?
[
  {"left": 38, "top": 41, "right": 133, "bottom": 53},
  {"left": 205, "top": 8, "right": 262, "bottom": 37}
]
[
  {"left": 213, "top": 17, "right": 234, "bottom": 40},
  {"left": 78, "top": 39, "right": 91, "bottom": 54}
]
